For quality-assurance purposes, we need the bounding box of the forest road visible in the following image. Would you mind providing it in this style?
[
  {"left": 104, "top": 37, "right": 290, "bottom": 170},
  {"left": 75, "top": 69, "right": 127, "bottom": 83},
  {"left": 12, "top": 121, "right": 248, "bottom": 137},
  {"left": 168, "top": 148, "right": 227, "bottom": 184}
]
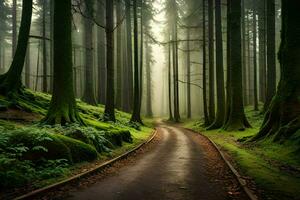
[{"left": 65, "top": 122, "right": 248, "bottom": 200}]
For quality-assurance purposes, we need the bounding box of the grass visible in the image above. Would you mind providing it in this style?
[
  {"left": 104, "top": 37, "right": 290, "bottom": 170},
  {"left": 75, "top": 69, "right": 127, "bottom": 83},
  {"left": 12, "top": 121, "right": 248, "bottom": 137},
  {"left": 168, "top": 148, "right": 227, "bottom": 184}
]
[{"left": 184, "top": 105, "right": 300, "bottom": 200}]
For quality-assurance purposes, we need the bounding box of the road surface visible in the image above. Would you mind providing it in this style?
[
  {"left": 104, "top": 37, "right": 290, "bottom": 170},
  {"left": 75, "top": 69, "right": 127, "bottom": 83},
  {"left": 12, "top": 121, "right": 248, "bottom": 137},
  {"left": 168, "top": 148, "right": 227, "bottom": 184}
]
[{"left": 63, "top": 122, "right": 247, "bottom": 200}]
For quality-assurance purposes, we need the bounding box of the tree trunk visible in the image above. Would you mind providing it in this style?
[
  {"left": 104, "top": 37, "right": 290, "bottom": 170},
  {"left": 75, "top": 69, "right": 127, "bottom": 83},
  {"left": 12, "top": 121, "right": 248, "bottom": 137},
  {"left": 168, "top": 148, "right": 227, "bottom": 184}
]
[
  {"left": 258, "top": 0, "right": 266, "bottom": 102},
  {"left": 145, "top": 36, "right": 152, "bottom": 117},
  {"left": 42, "top": 0, "right": 48, "bottom": 93},
  {"left": 186, "top": 28, "right": 191, "bottom": 119},
  {"left": 252, "top": 0, "right": 300, "bottom": 142},
  {"left": 124, "top": 0, "right": 133, "bottom": 112},
  {"left": 263, "top": 0, "right": 276, "bottom": 111},
  {"left": 12, "top": 0, "right": 17, "bottom": 57},
  {"left": 224, "top": 0, "right": 251, "bottom": 131},
  {"left": 116, "top": 0, "right": 122, "bottom": 109},
  {"left": 25, "top": 41, "right": 30, "bottom": 88},
  {"left": 253, "top": 1, "right": 259, "bottom": 111},
  {"left": 208, "top": 0, "right": 215, "bottom": 123},
  {"left": 0, "top": 0, "right": 32, "bottom": 97},
  {"left": 97, "top": 0, "right": 106, "bottom": 104},
  {"left": 168, "top": 36, "right": 173, "bottom": 121},
  {"left": 104, "top": 0, "right": 116, "bottom": 122},
  {"left": 130, "top": 0, "right": 142, "bottom": 124},
  {"left": 82, "top": 0, "right": 97, "bottom": 105},
  {"left": 208, "top": 0, "right": 225, "bottom": 129},
  {"left": 202, "top": 0, "right": 209, "bottom": 126},
  {"left": 43, "top": 0, "right": 82, "bottom": 125}
]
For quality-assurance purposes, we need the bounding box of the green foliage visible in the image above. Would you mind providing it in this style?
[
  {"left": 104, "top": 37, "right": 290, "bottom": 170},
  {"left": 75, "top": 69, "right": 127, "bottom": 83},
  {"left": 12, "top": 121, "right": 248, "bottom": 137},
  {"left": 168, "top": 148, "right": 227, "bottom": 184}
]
[
  {"left": 104, "top": 130, "right": 133, "bottom": 146},
  {"left": 55, "top": 134, "right": 98, "bottom": 163}
]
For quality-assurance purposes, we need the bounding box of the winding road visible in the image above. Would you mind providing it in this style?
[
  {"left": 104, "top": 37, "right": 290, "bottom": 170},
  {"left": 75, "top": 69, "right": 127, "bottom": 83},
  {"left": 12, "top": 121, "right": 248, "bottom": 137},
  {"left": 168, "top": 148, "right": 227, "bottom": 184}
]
[{"left": 63, "top": 122, "right": 248, "bottom": 200}]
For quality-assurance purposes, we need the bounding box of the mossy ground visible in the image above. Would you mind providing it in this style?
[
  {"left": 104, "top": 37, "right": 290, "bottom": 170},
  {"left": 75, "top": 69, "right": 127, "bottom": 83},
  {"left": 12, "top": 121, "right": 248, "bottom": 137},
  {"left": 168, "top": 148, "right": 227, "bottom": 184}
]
[
  {"left": 184, "top": 105, "right": 300, "bottom": 200},
  {"left": 0, "top": 89, "right": 154, "bottom": 194}
]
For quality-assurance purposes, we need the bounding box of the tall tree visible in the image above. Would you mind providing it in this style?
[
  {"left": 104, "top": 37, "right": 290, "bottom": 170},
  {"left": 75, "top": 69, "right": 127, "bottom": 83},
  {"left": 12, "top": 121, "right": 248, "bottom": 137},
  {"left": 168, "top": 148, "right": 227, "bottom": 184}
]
[
  {"left": 252, "top": 0, "right": 300, "bottom": 142},
  {"left": 253, "top": 1, "right": 259, "bottom": 111},
  {"left": 202, "top": 0, "right": 209, "bottom": 126},
  {"left": 12, "top": 0, "right": 17, "bottom": 56},
  {"left": 264, "top": 0, "right": 276, "bottom": 111},
  {"left": 43, "top": 0, "right": 82, "bottom": 124},
  {"left": 123, "top": 0, "right": 134, "bottom": 112},
  {"left": 224, "top": 0, "right": 251, "bottom": 131},
  {"left": 116, "top": 0, "right": 123, "bottom": 109},
  {"left": 130, "top": 0, "right": 143, "bottom": 123},
  {"left": 168, "top": 35, "right": 173, "bottom": 121},
  {"left": 208, "top": 0, "right": 215, "bottom": 123},
  {"left": 208, "top": 0, "right": 225, "bottom": 129},
  {"left": 42, "top": 0, "right": 48, "bottom": 93},
  {"left": 97, "top": 0, "right": 106, "bottom": 104},
  {"left": 0, "top": 0, "right": 32, "bottom": 97},
  {"left": 258, "top": 0, "right": 266, "bottom": 102},
  {"left": 145, "top": 36, "right": 153, "bottom": 117},
  {"left": 82, "top": 0, "right": 97, "bottom": 105},
  {"left": 104, "top": 0, "right": 116, "bottom": 122},
  {"left": 186, "top": 27, "right": 191, "bottom": 119}
]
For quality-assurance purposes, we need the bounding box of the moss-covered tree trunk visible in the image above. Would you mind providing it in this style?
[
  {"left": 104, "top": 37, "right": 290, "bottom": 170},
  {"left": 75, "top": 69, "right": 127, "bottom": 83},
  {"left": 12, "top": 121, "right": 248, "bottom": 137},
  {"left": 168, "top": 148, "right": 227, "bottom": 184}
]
[
  {"left": 83, "top": 0, "right": 97, "bottom": 105},
  {"left": 0, "top": 0, "right": 32, "bottom": 97},
  {"left": 104, "top": 0, "right": 116, "bottom": 122},
  {"left": 208, "top": 0, "right": 225, "bottom": 130},
  {"left": 252, "top": 0, "right": 300, "bottom": 142},
  {"left": 43, "top": 0, "right": 82, "bottom": 125},
  {"left": 224, "top": 0, "right": 251, "bottom": 131}
]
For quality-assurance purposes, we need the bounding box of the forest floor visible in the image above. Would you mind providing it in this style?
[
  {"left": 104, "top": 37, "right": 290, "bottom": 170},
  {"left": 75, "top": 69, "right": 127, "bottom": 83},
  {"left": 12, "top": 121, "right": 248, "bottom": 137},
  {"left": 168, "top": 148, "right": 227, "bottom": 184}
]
[
  {"left": 184, "top": 106, "right": 300, "bottom": 200},
  {"left": 0, "top": 89, "right": 154, "bottom": 200}
]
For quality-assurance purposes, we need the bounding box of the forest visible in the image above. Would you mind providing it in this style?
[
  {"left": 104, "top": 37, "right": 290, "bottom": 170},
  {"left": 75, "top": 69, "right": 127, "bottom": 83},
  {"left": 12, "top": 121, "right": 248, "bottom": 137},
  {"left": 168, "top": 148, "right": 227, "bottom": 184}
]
[{"left": 0, "top": 0, "right": 299, "bottom": 199}]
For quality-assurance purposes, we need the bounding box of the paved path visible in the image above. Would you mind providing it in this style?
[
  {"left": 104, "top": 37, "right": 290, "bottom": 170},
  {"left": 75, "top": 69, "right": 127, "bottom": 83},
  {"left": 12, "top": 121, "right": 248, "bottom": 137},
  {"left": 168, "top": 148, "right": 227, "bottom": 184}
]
[{"left": 66, "top": 123, "right": 247, "bottom": 200}]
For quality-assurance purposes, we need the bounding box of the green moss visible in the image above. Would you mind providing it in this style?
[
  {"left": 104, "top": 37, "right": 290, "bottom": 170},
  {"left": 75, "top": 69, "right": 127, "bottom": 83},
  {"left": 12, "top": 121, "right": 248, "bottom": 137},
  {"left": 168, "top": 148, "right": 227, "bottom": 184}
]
[
  {"left": 56, "top": 134, "right": 98, "bottom": 163},
  {"left": 5, "top": 128, "right": 72, "bottom": 162}
]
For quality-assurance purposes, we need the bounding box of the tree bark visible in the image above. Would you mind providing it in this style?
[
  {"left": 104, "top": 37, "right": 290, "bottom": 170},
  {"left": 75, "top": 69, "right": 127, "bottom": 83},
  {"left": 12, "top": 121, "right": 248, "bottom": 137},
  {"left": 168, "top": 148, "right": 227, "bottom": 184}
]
[
  {"left": 12, "top": 0, "right": 17, "bottom": 57},
  {"left": 202, "top": 0, "right": 209, "bottom": 126},
  {"left": 82, "top": 0, "right": 97, "bottom": 105},
  {"left": 264, "top": 0, "right": 276, "bottom": 111},
  {"left": 116, "top": 0, "right": 123, "bottom": 109},
  {"left": 168, "top": 36, "right": 173, "bottom": 121},
  {"left": 208, "top": 0, "right": 215, "bottom": 123},
  {"left": 42, "top": 0, "right": 48, "bottom": 93},
  {"left": 186, "top": 28, "right": 191, "bottom": 119},
  {"left": 43, "top": 0, "right": 82, "bottom": 125},
  {"left": 97, "top": 0, "right": 106, "bottom": 104},
  {"left": 104, "top": 0, "right": 116, "bottom": 122},
  {"left": 258, "top": 0, "right": 266, "bottom": 102},
  {"left": 124, "top": 0, "right": 133, "bottom": 112},
  {"left": 253, "top": 1, "right": 259, "bottom": 111}
]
